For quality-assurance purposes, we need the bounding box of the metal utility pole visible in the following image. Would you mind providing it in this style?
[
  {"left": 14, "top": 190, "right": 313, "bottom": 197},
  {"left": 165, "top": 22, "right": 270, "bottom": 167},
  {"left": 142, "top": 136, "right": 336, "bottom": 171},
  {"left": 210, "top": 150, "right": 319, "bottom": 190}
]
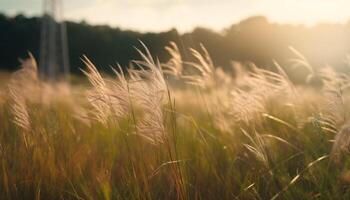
[{"left": 39, "top": 0, "right": 70, "bottom": 81}]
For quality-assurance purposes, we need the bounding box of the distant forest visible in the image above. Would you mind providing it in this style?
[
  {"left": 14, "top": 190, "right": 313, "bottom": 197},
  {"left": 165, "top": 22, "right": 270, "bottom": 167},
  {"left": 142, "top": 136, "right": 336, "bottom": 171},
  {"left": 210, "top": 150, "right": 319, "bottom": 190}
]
[{"left": 1, "top": 13, "right": 350, "bottom": 81}]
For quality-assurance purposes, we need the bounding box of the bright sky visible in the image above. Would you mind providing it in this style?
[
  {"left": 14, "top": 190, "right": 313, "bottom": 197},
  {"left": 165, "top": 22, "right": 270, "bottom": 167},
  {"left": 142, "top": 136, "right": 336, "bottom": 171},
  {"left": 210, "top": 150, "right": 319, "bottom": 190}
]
[{"left": 1, "top": 0, "right": 350, "bottom": 32}]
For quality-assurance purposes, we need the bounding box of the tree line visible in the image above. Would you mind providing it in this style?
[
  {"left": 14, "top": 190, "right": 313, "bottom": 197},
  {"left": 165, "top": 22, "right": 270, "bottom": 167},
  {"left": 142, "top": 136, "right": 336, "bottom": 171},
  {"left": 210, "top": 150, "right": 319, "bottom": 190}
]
[{"left": 1, "top": 13, "right": 350, "bottom": 82}]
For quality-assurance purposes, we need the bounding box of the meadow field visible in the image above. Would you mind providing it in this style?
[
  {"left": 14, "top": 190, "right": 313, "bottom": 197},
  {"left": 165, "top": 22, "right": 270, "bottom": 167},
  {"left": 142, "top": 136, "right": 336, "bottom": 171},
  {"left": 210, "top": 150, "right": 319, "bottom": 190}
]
[{"left": 1, "top": 42, "right": 350, "bottom": 200}]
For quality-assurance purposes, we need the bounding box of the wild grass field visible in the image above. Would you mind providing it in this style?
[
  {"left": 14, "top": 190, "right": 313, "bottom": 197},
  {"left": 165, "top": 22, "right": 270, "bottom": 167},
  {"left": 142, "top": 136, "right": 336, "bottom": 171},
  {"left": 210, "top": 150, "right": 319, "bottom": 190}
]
[{"left": 1, "top": 42, "right": 350, "bottom": 200}]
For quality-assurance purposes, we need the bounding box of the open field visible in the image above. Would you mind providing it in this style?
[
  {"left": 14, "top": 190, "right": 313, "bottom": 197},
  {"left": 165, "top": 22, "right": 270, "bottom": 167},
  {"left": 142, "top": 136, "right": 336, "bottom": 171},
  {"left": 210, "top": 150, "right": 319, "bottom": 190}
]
[{"left": 1, "top": 43, "right": 350, "bottom": 200}]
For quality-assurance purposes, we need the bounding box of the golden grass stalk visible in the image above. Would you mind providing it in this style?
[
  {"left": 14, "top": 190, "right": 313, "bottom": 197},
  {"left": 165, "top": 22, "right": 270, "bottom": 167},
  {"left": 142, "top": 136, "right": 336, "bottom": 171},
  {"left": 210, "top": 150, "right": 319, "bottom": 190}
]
[{"left": 129, "top": 41, "right": 168, "bottom": 144}]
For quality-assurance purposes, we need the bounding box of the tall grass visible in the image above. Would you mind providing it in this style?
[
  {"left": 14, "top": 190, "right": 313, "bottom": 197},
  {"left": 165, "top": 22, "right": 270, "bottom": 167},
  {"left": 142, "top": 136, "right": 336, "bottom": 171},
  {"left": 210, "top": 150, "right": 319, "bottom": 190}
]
[{"left": 1, "top": 42, "right": 350, "bottom": 199}]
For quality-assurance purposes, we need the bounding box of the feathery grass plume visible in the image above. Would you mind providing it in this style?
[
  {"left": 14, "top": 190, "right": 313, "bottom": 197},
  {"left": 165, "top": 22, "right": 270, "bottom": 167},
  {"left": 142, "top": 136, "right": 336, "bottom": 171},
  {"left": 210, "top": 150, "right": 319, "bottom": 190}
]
[
  {"left": 107, "top": 64, "right": 130, "bottom": 118},
  {"left": 224, "top": 63, "right": 293, "bottom": 124},
  {"left": 208, "top": 91, "right": 234, "bottom": 132},
  {"left": 13, "top": 53, "right": 39, "bottom": 83},
  {"left": 302, "top": 64, "right": 350, "bottom": 163},
  {"left": 163, "top": 43, "right": 234, "bottom": 130},
  {"left": 182, "top": 44, "right": 216, "bottom": 88},
  {"left": 82, "top": 56, "right": 131, "bottom": 125},
  {"left": 162, "top": 42, "right": 183, "bottom": 78},
  {"left": 202, "top": 58, "right": 296, "bottom": 130},
  {"left": 129, "top": 41, "right": 168, "bottom": 144},
  {"left": 7, "top": 55, "right": 38, "bottom": 145},
  {"left": 289, "top": 46, "right": 316, "bottom": 83},
  {"left": 81, "top": 56, "right": 112, "bottom": 125},
  {"left": 182, "top": 43, "right": 231, "bottom": 89},
  {"left": 319, "top": 67, "right": 349, "bottom": 126},
  {"left": 273, "top": 60, "right": 297, "bottom": 95},
  {"left": 229, "top": 88, "right": 266, "bottom": 123},
  {"left": 207, "top": 62, "right": 252, "bottom": 125},
  {"left": 9, "top": 53, "right": 73, "bottom": 107},
  {"left": 135, "top": 105, "right": 165, "bottom": 144},
  {"left": 317, "top": 67, "right": 350, "bottom": 162},
  {"left": 8, "top": 84, "right": 30, "bottom": 131},
  {"left": 317, "top": 67, "right": 349, "bottom": 134},
  {"left": 288, "top": 48, "right": 332, "bottom": 128},
  {"left": 174, "top": 43, "right": 232, "bottom": 89},
  {"left": 242, "top": 129, "right": 271, "bottom": 169},
  {"left": 9, "top": 53, "right": 40, "bottom": 102},
  {"left": 7, "top": 54, "right": 39, "bottom": 131},
  {"left": 247, "top": 67, "right": 292, "bottom": 97}
]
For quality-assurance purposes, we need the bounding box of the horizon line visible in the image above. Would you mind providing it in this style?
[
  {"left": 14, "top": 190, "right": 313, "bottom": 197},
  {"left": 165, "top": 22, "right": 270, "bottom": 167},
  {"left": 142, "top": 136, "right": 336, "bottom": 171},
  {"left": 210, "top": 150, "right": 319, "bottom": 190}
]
[{"left": 3, "top": 11, "right": 350, "bottom": 34}]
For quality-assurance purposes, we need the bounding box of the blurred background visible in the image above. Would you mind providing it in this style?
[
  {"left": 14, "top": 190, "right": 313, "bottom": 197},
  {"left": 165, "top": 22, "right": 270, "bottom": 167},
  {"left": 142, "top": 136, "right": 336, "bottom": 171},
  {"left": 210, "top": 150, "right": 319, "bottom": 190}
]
[{"left": 1, "top": 0, "right": 350, "bottom": 83}]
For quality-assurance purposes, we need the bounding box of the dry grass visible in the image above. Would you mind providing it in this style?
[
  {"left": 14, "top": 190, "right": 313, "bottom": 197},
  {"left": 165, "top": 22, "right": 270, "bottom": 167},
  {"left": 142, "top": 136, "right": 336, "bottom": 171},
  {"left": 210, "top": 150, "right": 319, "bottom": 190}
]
[{"left": 1, "top": 42, "right": 350, "bottom": 199}]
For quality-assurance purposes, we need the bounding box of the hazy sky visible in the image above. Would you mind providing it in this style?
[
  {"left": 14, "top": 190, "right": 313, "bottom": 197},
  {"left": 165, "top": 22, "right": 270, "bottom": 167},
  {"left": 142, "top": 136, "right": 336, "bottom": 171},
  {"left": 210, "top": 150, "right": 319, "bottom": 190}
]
[{"left": 1, "top": 0, "right": 350, "bottom": 32}]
